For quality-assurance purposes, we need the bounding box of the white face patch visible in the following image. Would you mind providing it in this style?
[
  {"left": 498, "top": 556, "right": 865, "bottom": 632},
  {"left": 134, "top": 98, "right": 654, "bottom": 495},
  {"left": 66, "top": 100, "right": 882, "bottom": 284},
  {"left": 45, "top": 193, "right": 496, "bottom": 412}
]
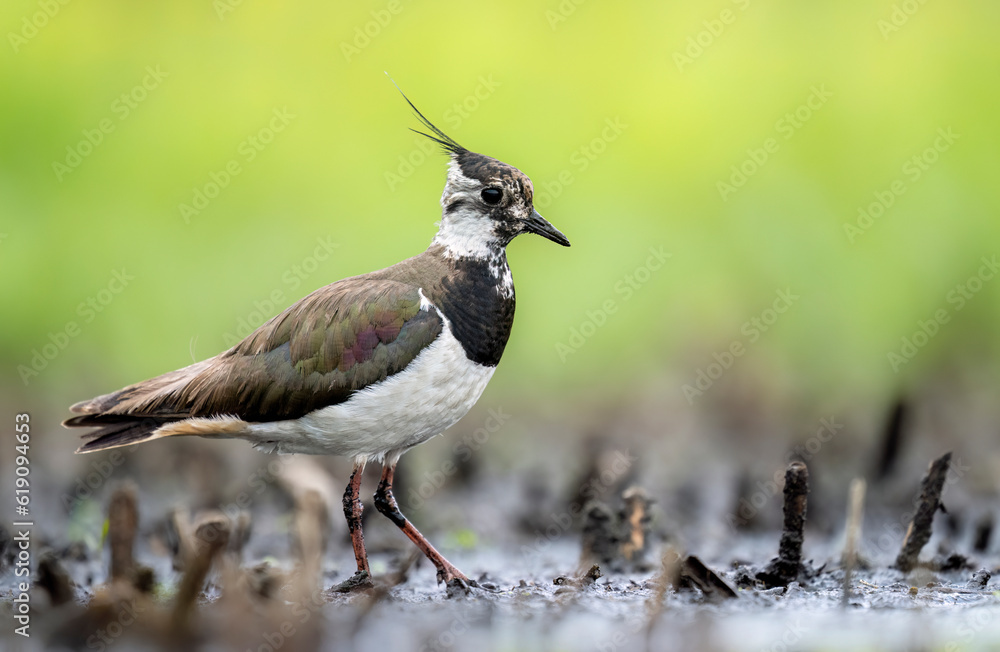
[{"left": 431, "top": 160, "right": 502, "bottom": 259}]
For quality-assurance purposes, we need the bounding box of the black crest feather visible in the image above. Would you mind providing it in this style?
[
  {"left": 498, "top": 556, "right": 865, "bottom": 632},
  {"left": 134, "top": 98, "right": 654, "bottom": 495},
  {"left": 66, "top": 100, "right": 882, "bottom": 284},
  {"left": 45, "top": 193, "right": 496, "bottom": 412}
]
[{"left": 386, "top": 73, "right": 466, "bottom": 156}]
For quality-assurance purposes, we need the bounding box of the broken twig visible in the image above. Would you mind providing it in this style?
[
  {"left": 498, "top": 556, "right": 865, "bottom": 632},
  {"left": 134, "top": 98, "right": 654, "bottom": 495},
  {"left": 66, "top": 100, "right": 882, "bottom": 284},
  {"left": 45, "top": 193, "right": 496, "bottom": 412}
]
[
  {"left": 108, "top": 483, "right": 139, "bottom": 585},
  {"left": 841, "top": 478, "right": 866, "bottom": 607},
  {"left": 895, "top": 452, "right": 951, "bottom": 573},
  {"left": 973, "top": 513, "right": 993, "bottom": 553},
  {"left": 620, "top": 486, "right": 653, "bottom": 565},
  {"left": 678, "top": 556, "right": 738, "bottom": 600},
  {"left": 172, "top": 517, "right": 230, "bottom": 631},
  {"left": 757, "top": 462, "right": 809, "bottom": 587}
]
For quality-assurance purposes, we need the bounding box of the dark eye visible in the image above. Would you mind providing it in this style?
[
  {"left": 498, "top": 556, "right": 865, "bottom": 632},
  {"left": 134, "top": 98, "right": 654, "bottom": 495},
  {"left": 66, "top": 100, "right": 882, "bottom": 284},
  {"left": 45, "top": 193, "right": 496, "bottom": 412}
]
[{"left": 481, "top": 187, "right": 503, "bottom": 205}]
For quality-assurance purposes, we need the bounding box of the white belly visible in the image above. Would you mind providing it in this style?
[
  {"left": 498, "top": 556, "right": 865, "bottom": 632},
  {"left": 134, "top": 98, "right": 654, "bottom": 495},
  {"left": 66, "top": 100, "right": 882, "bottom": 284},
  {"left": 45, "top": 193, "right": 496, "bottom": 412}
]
[{"left": 245, "top": 324, "right": 496, "bottom": 463}]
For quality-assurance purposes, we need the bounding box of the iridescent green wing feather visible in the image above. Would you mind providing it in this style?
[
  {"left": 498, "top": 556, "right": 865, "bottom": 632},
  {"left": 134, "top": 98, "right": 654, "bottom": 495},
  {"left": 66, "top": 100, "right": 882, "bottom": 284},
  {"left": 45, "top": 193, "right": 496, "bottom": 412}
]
[{"left": 175, "top": 279, "right": 442, "bottom": 421}]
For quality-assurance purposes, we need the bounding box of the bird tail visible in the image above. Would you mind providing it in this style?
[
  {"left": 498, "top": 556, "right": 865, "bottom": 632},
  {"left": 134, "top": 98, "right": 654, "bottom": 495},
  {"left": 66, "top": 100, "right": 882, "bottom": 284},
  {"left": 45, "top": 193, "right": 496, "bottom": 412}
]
[
  {"left": 63, "top": 359, "right": 217, "bottom": 453},
  {"left": 65, "top": 415, "right": 175, "bottom": 453}
]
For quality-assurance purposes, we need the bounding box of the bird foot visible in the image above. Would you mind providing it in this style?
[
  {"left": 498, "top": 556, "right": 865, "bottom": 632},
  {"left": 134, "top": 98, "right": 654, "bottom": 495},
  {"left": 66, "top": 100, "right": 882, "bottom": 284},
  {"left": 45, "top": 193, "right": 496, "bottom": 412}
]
[
  {"left": 444, "top": 576, "right": 475, "bottom": 598},
  {"left": 329, "top": 570, "right": 375, "bottom": 593},
  {"left": 438, "top": 564, "right": 491, "bottom": 598},
  {"left": 436, "top": 563, "right": 475, "bottom": 586}
]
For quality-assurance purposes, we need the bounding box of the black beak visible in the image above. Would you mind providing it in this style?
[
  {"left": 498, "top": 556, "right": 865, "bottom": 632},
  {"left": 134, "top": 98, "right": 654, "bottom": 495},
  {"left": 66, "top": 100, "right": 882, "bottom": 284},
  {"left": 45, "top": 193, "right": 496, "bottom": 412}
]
[{"left": 524, "top": 209, "right": 570, "bottom": 247}]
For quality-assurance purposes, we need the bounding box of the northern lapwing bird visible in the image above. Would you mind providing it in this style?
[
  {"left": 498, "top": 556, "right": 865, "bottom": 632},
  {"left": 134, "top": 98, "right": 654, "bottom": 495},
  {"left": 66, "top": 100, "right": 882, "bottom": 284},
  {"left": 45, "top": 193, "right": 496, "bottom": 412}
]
[{"left": 63, "top": 91, "right": 570, "bottom": 591}]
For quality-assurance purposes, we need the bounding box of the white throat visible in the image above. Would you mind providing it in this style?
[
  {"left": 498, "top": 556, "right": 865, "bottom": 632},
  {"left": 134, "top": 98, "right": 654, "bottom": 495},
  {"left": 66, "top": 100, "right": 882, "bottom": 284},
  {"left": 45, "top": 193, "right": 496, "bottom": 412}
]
[{"left": 431, "top": 207, "right": 501, "bottom": 259}]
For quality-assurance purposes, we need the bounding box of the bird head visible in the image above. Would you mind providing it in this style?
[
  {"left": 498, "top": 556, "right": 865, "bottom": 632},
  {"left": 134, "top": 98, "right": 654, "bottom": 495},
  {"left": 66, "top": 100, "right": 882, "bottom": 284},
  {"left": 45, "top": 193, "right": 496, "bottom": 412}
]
[{"left": 395, "top": 86, "right": 571, "bottom": 259}]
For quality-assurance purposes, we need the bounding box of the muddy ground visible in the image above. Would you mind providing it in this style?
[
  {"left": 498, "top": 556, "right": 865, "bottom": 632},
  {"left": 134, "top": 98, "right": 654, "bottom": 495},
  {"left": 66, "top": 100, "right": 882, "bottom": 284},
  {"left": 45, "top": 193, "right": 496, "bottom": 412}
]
[{"left": 2, "top": 401, "right": 1000, "bottom": 652}]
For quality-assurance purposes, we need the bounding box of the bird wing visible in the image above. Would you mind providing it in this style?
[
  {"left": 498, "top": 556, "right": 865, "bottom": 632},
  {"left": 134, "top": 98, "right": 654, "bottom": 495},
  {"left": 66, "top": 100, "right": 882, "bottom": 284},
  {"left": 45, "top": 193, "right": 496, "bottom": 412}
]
[{"left": 64, "top": 278, "right": 443, "bottom": 426}]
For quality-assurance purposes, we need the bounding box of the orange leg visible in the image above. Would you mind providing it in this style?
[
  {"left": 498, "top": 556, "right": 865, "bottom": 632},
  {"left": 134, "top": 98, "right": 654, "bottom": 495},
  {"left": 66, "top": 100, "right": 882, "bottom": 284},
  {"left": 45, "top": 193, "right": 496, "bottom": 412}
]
[
  {"left": 373, "top": 464, "right": 474, "bottom": 586},
  {"left": 332, "top": 463, "right": 374, "bottom": 592}
]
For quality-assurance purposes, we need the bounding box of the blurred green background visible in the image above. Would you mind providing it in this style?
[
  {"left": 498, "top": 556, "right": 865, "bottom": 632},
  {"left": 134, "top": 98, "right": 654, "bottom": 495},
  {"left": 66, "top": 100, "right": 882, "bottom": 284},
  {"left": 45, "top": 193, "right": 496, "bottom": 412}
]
[{"left": 2, "top": 0, "right": 999, "bottom": 468}]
